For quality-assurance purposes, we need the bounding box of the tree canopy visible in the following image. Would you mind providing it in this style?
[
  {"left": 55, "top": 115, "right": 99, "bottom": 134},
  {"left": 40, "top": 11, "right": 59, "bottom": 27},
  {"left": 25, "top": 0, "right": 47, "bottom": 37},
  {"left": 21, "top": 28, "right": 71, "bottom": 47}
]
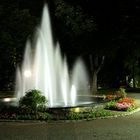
[{"left": 0, "top": 0, "right": 140, "bottom": 90}]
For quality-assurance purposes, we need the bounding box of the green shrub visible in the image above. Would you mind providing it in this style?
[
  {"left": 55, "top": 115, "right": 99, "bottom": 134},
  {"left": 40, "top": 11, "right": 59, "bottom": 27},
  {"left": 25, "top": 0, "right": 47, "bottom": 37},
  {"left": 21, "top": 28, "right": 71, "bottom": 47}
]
[
  {"left": 37, "top": 112, "right": 52, "bottom": 120},
  {"left": 88, "top": 110, "right": 112, "bottom": 118},
  {"left": 16, "top": 114, "right": 35, "bottom": 120},
  {"left": 105, "top": 101, "right": 116, "bottom": 109},
  {"left": 19, "top": 89, "right": 47, "bottom": 119},
  {"left": 115, "top": 88, "right": 127, "bottom": 98},
  {"left": 67, "top": 112, "right": 84, "bottom": 120}
]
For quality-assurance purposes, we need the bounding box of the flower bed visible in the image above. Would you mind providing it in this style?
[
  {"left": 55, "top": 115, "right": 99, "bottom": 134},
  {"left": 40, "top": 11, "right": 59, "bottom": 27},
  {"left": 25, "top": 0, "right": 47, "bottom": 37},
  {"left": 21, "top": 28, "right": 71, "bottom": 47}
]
[
  {"left": 105, "top": 97, "right": 137, "bottom": 111},
  {"left": 0, "top": 105, "right": 114, "bottom": 120},
  {"left": 106, "top": 94, "right": 122, "bottom": 101}
]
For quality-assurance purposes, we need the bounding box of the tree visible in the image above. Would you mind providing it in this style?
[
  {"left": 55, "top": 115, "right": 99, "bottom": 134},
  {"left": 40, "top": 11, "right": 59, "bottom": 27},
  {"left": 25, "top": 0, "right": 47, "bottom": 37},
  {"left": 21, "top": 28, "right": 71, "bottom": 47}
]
[
  {"left": 117, "top": 0, "right": 140, "bottom": 87},
  {"left": 52, "top": 0, "right": 122, "bottom": 93},
  {"left": 0, "top": 1, "right": 38, "bottom": 90},
  {"left": 53, "top": 0, "right": 102, "bottom": 93}
]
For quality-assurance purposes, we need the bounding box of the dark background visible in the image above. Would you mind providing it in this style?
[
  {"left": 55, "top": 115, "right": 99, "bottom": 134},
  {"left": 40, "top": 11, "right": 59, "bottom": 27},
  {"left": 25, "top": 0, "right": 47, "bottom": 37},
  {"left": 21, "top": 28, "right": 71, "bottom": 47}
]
[{"left": 0, "top": 0, "right": 139, "bottom": 90}]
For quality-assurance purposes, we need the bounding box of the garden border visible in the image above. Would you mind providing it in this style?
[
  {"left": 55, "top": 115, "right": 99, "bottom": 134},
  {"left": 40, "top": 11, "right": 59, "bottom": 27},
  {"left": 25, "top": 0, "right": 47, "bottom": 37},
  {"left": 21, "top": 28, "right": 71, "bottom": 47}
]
[{"left": 0, "top": 106, "right": 140, "bottom": 123}]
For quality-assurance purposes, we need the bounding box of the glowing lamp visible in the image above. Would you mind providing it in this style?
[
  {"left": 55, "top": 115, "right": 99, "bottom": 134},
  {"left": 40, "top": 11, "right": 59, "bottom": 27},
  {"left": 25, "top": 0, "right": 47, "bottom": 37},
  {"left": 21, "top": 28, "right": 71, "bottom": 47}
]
[
  {"left": 24, "top": 70, "right": 31, "bottom": 78},
  {"left": 3, "top": 98, "right": 11, "bottom": 102},
  {"left": 73, "top": 107, "right": 80, "bottom": 112}
]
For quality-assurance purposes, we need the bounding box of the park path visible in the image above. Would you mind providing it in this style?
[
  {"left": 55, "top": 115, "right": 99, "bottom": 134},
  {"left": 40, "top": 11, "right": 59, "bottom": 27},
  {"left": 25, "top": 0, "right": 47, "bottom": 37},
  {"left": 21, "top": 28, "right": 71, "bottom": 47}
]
[{"left": 0, "top": 111, "right": 140, "bottom": 140}]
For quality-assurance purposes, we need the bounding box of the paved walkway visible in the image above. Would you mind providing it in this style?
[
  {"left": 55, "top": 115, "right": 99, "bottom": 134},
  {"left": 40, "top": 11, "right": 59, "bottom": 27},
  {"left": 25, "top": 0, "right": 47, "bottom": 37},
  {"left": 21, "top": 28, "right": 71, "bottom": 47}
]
[{"left": 0, "top": 93, "right": 140, "bottom": 140}]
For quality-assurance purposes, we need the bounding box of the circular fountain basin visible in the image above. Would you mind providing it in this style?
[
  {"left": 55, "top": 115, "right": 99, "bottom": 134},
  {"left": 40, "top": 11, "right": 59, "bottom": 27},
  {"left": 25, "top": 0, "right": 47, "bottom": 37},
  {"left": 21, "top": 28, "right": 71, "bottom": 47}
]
[
  {"left": 47, "top": 95, "right": 108, "bottom": 108},
  {"left": 0, "top": 95, "right": 108, "bottom": 108}
]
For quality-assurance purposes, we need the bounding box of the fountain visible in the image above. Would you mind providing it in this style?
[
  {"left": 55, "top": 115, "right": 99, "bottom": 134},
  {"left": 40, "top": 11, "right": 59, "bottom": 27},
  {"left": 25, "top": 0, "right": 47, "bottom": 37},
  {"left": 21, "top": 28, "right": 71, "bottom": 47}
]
[{"left": 14, "top": 4, "right": 92, "bottom": 108}]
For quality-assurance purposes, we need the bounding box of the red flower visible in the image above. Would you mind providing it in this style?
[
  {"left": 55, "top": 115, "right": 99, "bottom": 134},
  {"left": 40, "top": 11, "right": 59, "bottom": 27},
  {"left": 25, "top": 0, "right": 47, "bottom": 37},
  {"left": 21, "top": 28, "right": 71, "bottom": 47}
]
[{"left": 118, "top": 98, "right": 135, "bottom": 104}]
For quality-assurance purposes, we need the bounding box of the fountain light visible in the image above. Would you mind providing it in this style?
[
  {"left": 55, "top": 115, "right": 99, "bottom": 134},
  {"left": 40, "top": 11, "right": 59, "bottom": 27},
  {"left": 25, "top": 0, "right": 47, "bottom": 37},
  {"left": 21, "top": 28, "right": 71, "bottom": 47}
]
[
  {"left": 24, "top": 70, "right": 31, "bottom": 78},
  {"left": 73, "top": 107, "right": 80, "bottom": 112},
  {"left": 71, "top": 85, "right": 76, "bottom": 105},
  {"left": 3, "top": 98, "right": 11, "bottom": 102}
]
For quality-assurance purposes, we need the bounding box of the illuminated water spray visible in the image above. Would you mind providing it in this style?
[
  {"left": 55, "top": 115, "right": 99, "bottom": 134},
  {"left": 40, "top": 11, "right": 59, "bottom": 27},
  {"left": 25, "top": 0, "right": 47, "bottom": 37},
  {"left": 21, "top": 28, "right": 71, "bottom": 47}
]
[{"left": 15, "top": 4, "right": 90, "bottom": 107}]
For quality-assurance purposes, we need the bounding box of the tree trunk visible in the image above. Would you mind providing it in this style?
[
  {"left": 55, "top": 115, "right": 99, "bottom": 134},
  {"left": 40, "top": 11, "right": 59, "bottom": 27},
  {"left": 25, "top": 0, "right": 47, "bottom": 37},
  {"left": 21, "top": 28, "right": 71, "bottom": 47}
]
[
  {"left": 132, "top": 63, "right": 136, "bottom": 88},
  {"left": 92, "top": 71, "right": 97, "bottom": 93},
  {"left": 89, "top": 54, "right": 105, "bottom": 94}
]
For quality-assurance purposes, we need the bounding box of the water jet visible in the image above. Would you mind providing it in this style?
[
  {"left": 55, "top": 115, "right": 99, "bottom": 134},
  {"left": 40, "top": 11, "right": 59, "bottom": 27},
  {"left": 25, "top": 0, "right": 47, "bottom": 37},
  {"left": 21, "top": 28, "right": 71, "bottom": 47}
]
[{"left": 15, "top": 4, "right": 92, "bottom": 108}]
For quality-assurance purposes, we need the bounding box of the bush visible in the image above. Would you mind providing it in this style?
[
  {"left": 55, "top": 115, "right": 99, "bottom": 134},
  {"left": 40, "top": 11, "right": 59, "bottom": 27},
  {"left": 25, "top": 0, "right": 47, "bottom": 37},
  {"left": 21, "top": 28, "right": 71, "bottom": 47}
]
[
  {"left": 19, "top": 89, "right": 47, "bottom": 119},
  {"left": 105, "top": 88, "right": 127, "bottom": 101},
  {"left": 115, "top": 88, "right": 127, "bottom": 98},
  {"left": 37, "top": 112, "right": 52, "bottom": 120}
]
